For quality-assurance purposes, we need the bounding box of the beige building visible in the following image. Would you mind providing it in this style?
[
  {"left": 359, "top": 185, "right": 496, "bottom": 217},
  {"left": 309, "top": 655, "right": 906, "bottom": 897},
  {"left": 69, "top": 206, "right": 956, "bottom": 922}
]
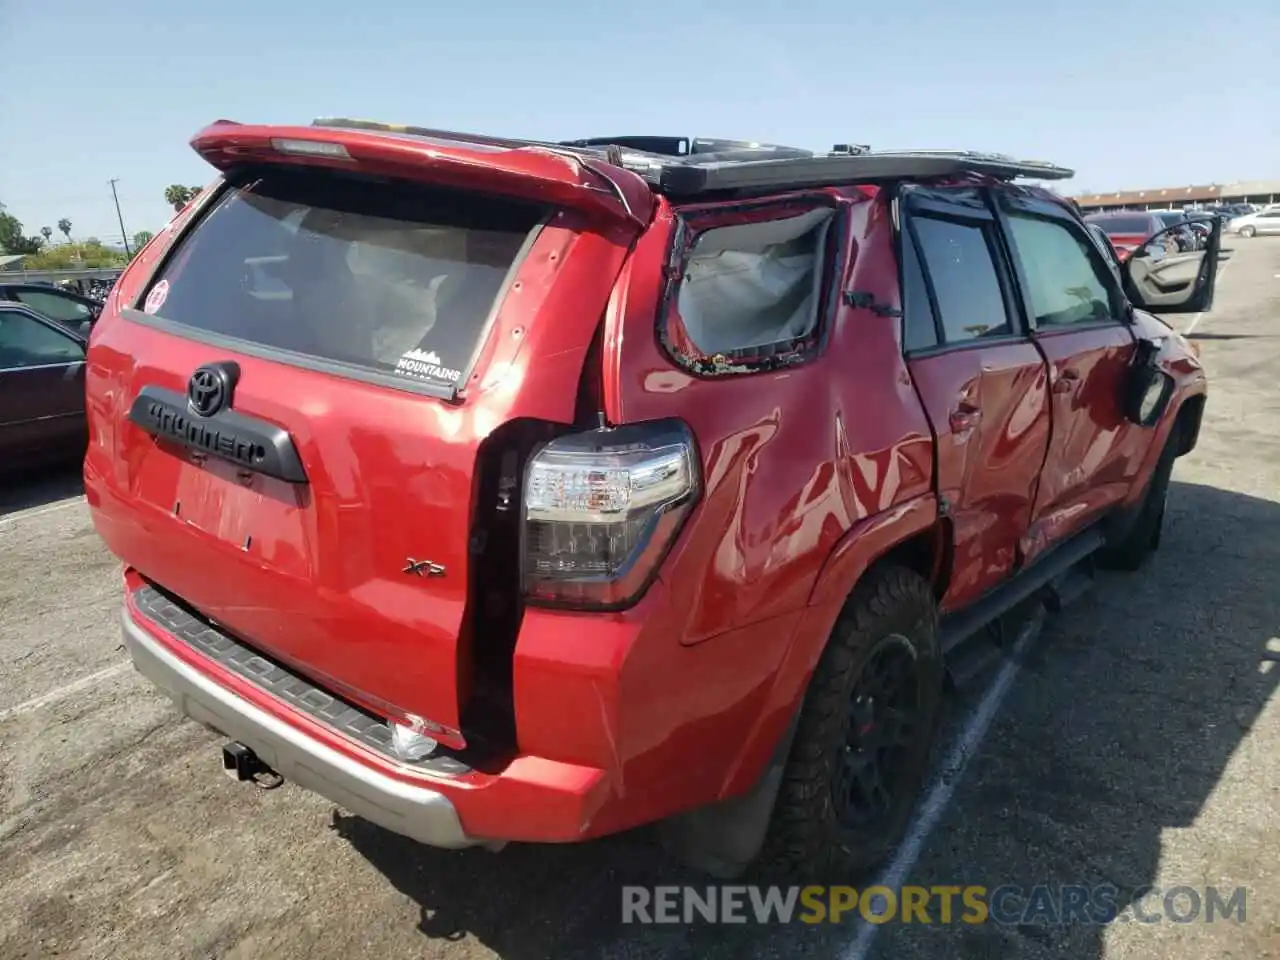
[{"left": 1074, "top": 179, "right": 1280, "bottom": 211}]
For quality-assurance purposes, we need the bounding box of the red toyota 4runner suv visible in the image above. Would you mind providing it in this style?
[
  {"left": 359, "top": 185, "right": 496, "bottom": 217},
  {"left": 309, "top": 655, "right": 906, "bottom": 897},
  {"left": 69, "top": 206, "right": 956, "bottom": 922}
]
[{"left": 85, "top": 120, "right": 1217, "bottom": 880}]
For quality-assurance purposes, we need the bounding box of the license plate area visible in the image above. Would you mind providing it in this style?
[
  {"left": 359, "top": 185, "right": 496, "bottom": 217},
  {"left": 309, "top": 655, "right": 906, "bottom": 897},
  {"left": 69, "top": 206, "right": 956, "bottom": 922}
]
[{"left": 132, "top": 446, "right": 313, "bottom": 579}]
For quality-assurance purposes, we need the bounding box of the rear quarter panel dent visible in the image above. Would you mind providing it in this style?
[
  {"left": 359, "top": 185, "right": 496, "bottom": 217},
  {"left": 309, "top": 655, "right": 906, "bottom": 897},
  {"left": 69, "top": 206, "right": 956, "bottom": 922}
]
[{"left": 609, "top": 194, "right": 935, "bottom": 643}]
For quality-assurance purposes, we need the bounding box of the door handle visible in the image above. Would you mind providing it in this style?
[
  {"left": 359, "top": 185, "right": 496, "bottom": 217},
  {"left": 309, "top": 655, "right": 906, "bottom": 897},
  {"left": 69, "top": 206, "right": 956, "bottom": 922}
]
[
  {"left": 1053, "top": 369, "right": 1081, "bottom": 394},
  {"left": 949, "top": 403, "right": 982, "bottom": 432}
]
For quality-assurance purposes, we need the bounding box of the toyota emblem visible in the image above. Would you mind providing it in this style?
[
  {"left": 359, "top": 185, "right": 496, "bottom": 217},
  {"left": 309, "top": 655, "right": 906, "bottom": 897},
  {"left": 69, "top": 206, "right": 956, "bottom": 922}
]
[{"left": 187, "top": 362, "right": 239, "bottom": 417}]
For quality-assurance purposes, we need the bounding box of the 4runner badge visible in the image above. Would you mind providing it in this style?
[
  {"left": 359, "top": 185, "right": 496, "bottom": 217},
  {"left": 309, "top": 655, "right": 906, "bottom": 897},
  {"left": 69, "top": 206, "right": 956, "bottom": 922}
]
[{"left": 394, "top": 348, "right": 462, "bottom": 384}]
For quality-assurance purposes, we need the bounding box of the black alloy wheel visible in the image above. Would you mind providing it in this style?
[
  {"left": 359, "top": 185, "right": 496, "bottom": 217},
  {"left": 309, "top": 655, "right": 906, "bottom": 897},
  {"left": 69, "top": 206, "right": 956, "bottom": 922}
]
[{"left": 833, "top": 633, "right": 923, "bottom": 830}]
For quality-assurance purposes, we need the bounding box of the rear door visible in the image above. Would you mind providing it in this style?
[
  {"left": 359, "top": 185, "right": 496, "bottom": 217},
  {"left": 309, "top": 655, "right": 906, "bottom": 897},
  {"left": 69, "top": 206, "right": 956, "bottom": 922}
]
[
  {"left": 994, "top": 190, "right": 1142, "bottom": 561},
  {"left": 0, "top": 304, "right": 87, "bottom": 464},
  {"left": 899, "top": 186, "right": 1052, "bottom": 613}
]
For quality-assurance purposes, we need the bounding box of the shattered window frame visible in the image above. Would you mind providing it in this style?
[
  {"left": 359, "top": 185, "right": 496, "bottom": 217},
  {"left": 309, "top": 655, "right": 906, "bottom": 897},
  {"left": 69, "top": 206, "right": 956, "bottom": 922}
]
[{"left": 657, "top": 196, "right": 846, "bottom": 377}]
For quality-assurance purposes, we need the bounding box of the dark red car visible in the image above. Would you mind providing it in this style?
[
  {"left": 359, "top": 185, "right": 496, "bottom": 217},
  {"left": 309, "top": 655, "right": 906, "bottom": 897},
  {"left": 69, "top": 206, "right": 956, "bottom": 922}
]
[
  {"left": 84, "top": 119, "right": 1218, "bottom": 880},
  {"left": 1083, "top": 211, "right": 1175, "bottom": 262},
  {"left": 0, "top": 302, "right": 89, "bottom": 471}
]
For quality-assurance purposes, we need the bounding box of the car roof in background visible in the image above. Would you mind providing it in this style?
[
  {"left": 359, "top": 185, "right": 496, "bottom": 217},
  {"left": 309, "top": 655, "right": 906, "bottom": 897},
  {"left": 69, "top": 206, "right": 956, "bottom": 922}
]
[
  {"left": 0, "top": 301, "right": 55, "bottom": 320},
  {"left": 0, "top": 282, "right": 101, "bottom": 302},
  {"left": 1085, "top": 211, "right": 1157, "bottom": 220},
  {"left": 0, "top": 298, "right": 91, "bottom": 340}
]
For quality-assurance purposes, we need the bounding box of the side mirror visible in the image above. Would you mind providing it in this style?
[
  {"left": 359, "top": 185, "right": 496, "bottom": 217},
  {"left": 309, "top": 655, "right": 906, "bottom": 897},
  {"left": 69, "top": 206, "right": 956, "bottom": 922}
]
[
  {"left": 1123, "top": 338, "right": 1175, "bottom": 427},
  {"left": 1120, "top": 217, "right": 1222, "bottom": 314},
  {"left": 78, "top": 320, "right": 93, "bottom": 339}
]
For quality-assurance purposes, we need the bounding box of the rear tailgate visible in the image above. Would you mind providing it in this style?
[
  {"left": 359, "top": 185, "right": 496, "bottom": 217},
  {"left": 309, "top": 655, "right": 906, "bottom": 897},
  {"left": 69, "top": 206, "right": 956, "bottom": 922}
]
[{"left": 87, "top": 141, "right": 642, "bottom": 745}]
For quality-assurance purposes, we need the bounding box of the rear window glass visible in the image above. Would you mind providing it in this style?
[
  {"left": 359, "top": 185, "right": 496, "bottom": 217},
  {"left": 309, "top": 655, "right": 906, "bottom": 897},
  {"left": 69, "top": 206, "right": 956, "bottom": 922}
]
[
  {"left": 140, "top": 170, "right": 543, "bottom": 388},
  {"left": 672, "top": 207, "right": 835, "bottom": 357},
  {"left": 1086, "top": 215, "right": 1154, "bottom": 233}
]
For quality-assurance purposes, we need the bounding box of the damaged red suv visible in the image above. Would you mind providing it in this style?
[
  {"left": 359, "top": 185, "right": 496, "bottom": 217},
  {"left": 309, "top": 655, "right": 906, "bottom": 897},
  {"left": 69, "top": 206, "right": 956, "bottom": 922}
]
[{"left": 85, "top": 120, "right": 1217, "bottom": 879}]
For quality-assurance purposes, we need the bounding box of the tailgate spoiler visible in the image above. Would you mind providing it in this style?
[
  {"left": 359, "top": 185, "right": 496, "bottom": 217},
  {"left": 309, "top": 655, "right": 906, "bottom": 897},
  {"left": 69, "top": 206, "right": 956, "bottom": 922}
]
[{"left": 189, "top": 121, "right": 655, "bottom": 227}]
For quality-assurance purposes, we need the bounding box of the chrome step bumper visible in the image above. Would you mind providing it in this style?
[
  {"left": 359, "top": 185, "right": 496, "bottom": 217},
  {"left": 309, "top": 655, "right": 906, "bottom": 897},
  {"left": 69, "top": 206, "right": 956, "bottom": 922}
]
[{"left": 121, "top": 606, "right": 486, "bottom": 851}]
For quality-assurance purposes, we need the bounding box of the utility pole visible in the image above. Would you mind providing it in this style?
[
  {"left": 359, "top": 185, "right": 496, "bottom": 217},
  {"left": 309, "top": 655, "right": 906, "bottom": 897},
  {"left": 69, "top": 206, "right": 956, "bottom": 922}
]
[{"left": 109, "top": 178, "right": 132, "bottom": 258}]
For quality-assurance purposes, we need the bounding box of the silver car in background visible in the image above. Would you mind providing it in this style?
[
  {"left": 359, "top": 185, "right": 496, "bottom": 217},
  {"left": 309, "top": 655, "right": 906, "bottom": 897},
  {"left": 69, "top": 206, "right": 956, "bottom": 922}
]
[{"left": 1227, "top": 207, "right": 1280, "bottom": 237}]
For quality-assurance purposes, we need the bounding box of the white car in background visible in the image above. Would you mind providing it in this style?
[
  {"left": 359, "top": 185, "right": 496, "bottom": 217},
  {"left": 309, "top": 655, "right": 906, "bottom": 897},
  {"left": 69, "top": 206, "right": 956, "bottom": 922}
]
[{"left": 1227, "top": 207, "right": 1280, "bottom": 237}]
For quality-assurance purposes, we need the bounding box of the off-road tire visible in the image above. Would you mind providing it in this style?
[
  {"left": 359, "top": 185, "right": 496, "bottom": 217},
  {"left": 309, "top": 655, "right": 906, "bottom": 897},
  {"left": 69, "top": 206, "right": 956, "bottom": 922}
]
[
  {"left": 755, "top": 565, "right": 943, "bottom": 882},
  {"left": 1102, "top": 422, "right": 1181, "bottom": 571}
]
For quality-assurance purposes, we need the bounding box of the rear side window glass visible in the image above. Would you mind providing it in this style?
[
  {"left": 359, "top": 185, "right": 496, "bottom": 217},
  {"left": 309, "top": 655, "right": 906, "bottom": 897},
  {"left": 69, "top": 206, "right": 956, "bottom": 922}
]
[
  {"left": 899, "top": 230, "right": 938, "bottom": 351},
  {"left": 912, "top": 217, "right": 1011, "bottom": 344},
  {"left": 671, "top": 207, "right": 834, "bottom": 358},
  {"left": 140, "top": 171, "right": 543, "bottom": 388},
  {"left": 13, "top": 290, "right": 94, "bottom": 324},
  {"left": 0, "top": 309, "right": 84, "bottom": 368},
  {"left": 1005, "top": 213, "right": 1115, "bottom": 327}
]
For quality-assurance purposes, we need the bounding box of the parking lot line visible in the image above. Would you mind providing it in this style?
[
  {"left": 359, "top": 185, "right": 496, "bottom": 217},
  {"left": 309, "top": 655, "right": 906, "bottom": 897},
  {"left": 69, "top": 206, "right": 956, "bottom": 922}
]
[
  {"left": 838, "top": 606, "right": 1045, "bottom": 960},
  {"left": 1183, "top": 253, "right": 1236, "bottom": 336},
  {"left": 0, "top": 496, "right": 86, "bottom": 530},
  {"left": 0, "top": 661, "right": 130, "bottom": 724}
]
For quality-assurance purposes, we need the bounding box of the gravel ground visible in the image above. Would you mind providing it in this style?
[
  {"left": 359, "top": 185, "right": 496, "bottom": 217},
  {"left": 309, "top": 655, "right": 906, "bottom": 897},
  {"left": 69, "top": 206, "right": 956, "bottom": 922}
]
[{"left": 1, "top": 237, "right": 1277, "bottom": 960}]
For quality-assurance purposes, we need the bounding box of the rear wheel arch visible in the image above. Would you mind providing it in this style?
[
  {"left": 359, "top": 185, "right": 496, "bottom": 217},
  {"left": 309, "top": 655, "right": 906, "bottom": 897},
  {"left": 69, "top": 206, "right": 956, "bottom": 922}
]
[
  {"left": 656, "top": 504, "right": 950, "bottom": 877},
  {"left": 871, "top": 520, "right": 952, "bottom": 602},
  {"left": 806, "top": 495, "right": 947, "bottom": 610}
]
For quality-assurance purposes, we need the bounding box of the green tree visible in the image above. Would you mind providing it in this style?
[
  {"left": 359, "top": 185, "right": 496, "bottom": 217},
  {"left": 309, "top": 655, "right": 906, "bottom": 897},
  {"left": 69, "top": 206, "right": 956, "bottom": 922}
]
[
  {"left": 57, "top": 218, "right": 72, "bottom": 243},
  {"left": 41, "top": 226, "right": 53, "bottom": 244},
  {"left": 0, "top": 203, "right": 45, "bottom": 256},
  {"left": 132, "top": 230, "right": 155, "bottom": 251}
]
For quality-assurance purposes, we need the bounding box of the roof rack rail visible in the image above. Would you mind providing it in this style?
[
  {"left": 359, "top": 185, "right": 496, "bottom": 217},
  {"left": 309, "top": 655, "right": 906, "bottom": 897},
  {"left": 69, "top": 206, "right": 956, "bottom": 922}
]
[
  {"left": 558, "top": 135, "right": 815, "bottom": 162},
  {"left": 647, "top": 150, "right": 1075, "bottom": 196},
  {"left": 307, "top": 118, "right": 1072, "bottom": 197}
]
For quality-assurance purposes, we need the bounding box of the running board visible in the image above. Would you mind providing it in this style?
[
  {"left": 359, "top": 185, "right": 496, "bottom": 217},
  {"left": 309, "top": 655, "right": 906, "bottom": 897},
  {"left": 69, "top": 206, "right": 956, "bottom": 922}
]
[{"left": 941, "top": 525, "right": 1105, "bottom": 689}]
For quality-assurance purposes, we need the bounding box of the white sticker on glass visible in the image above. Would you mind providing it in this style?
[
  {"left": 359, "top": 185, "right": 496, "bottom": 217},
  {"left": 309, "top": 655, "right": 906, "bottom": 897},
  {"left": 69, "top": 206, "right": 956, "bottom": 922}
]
[{"left": 394, "top": 348, "right": 462, "bottom": 384}]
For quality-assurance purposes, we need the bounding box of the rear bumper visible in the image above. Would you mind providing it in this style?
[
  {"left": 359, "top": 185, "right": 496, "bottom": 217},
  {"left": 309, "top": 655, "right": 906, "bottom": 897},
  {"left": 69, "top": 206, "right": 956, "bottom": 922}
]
[{"left": 122, "top": 607, "right": 487, "bottom": 850}]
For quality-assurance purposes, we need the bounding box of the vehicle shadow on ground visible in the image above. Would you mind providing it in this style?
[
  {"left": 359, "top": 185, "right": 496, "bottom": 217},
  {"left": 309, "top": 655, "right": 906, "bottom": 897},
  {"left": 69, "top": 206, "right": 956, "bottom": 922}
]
[
  {"left": 335, "top": 479, "right": 1279, "bottom": 960},
  {"left": 0, "top": 464, "right": 83, "bottom": 518}
]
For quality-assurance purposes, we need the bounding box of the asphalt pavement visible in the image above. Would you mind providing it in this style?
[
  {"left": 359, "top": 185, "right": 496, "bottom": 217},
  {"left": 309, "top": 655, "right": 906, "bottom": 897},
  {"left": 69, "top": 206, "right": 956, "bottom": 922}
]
[{"left": 1, "top": 237, "right": 1277, "bottom": 960}]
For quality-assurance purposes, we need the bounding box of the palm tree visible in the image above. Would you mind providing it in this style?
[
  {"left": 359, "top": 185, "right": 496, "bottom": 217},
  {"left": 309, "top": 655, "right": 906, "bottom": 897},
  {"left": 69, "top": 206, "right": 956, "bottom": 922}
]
[
  {"left": 164, "top": 185, "right": 191, "bottom": 213},
  {"left": 57, "top": 218, "right": 72, "bottom": 243},
  {"left": 41, "top": 226, "right": 52, "bottom": 245}
]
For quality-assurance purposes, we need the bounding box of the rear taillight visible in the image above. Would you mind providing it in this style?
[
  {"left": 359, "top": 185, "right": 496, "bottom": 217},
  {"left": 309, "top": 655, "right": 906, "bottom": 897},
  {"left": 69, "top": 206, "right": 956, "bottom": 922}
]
[{"left": 521, "top": 419, "right": 700, "bottom": 610}]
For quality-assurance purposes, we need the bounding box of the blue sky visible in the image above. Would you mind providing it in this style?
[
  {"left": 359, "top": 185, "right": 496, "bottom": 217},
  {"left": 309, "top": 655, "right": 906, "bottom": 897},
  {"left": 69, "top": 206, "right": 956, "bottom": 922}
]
[{"left": 1, "top": 0, "right": 1276, "bottom": 245}]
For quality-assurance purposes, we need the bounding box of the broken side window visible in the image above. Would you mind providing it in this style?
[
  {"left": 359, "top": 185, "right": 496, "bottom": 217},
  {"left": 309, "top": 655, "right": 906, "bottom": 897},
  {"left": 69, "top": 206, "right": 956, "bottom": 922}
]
[{"left": 664, "top": 206, "right": 836, "bottom": 372}]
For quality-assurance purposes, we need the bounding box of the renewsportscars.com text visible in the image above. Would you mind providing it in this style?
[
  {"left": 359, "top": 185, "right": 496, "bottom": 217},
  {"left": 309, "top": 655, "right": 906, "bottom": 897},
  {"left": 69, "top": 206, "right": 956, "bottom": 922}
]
[{"left": 621, "top": 884, "right": 1249, "bottom": 926}]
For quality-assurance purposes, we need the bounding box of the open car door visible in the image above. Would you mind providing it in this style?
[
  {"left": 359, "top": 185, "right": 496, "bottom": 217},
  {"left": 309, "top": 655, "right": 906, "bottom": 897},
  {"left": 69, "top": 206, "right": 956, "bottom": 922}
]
[{"left": 1122, "top": 216, "right": 1222, "bottom": 314}]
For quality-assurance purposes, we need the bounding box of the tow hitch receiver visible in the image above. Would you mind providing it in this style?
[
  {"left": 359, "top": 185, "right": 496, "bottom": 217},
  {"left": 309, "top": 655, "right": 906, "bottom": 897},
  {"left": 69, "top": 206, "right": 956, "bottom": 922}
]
[{"left": 222, "top": 741, "right": 284, "bottom": 789}]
